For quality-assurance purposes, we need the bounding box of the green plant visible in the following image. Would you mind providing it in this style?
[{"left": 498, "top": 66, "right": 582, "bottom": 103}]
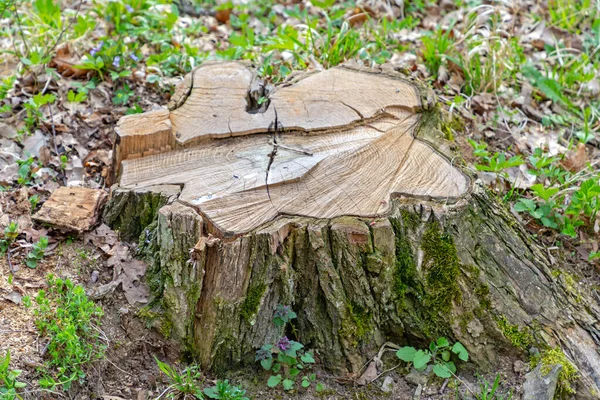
[
  {"left": 475, "top": 374, "right": 512, "bottom": 400},
  {"left": 155, "top": 358, "right": 204, "bottom": 399},
  {"left": 203, "top": 380, "right": 249, "bottom": 400},
  {"left": 256, "top": 305, "right": 322, "bottom": 392},
  {"left": 29, "top": 194, "right": 40, "bottom": 211},
  {"left": 0, "top": 222, "right": 19, "bottom": 255},
  {"left": 59, "top": 155, "right": 68, "bottom": 170},
  {"left": 396, "top": 337, "right": 469, "bottom": 379},
  {"left": 421, "top": 25, "right": 455, "bottom": 78},
  {"left": 0, "top": 350, "right": 26, "bottom": 400},
  {"left": 25, "top": 236, "right": 48, "bottom": 268},
  {"left": 16, "top": 157, "right": 37, "bottom": 186},
  {"left": 468, "top": 140, "right": 525, "bottom": 177},
  {"left": 33, "top": 275, "right": 105, "bottom": 390},
  {"left": 22, "top": 93, "right": 56, "bottom": 132},
  {"left": 67, "top": 90, "right": 86, "bottom": 103}
]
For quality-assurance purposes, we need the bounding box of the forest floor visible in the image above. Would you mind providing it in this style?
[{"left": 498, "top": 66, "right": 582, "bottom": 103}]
[{"left": 1, "top": 0, "right": 600, "bottom": 399}]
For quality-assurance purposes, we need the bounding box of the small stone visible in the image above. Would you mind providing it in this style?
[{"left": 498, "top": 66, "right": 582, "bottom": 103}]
[
  {"left": 381, "top": 376, "right": 394, "bottom": 393},
  {"left": 118, "top": 306, "right": 129, "bottom": 315},
  {"left": 413, "top": 384, "right": 422, "bottom": 400},
  {"left": 406, "top": 366, "right": 430, "bottom": 386},
  {"left": 522, "top": 364, "right": 562, "bottom": 400},
  {"left": 90, "top": 270, "right": 99, "bottom": 283},
  {"left": 4, "top": 291, "right": 22, "bottom": 304},
  {"left": 514, "top": 359, "right": 528, "bottom": 375}
]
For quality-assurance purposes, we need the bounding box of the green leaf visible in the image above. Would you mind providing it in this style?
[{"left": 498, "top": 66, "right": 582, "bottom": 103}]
[
  {"left": 267, "top": 374, "right": 282, "bottom": 388},
  {"left": 433, "top": 363, "right": 452, "bottom": 378},
  {"left": 436, "top": 337, "right": 449, "bottom": 348},
  {"left": 396, "top": 346, "right": 416, "bottom": 362},
  {"left": 531, "top": 184, "right": 559, "bottom": 202},
  {"left": 316, "top": 382, "right": 325, "bottom": 392},
  {"left": 290, "top": 368, "right": 300, "bottom": 377},
  {"left": 261, "top": 358, "right": 273, "bottom": 370},
  {"left": 300, "top": 352, "right": 315, "bottom": 364},
  {"left": 451, "top": 342, "right": 469, "bottom": 361},
  {"left": 302, "top": 378, "right": 310, "bottom": 388},
  {"left": 413, "top": 350, "right": 431, "bottom": 370},
  {"left": 441, "top": 350, "right": 450, "bottom": 362},
  {"left": 282, "top": 379, "right": 294, "bottom": 391}
]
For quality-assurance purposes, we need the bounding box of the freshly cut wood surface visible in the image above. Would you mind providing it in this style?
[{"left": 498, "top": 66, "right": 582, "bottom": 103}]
[{"left": 116, "top": 62, "right": 469, "bottom": 235}]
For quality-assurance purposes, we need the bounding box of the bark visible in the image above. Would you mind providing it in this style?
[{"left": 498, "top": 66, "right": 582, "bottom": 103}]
[{"left": 105, "top": 185, "right": 600, "bottom": 397}]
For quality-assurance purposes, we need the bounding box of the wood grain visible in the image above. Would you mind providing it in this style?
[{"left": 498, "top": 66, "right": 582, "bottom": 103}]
[{"left": 116, "top": 62, "right": 469, "bottom": 235}]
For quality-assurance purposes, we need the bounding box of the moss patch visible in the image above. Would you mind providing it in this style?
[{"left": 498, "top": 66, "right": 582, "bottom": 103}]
[
  {"left": 341, "top": 302, "right": 373, "bottom": 346},
  {"left": 496, "top": 316, "right": 534, "bottom": 351},
  {"left": 421, "top": 221, "right": 462, "bottom": 316},
  {"left": 240, "top": 284, "right": 266, "bottom": 323},
  {"left": 137, "top": 305, "right": 173, "bottom": 338},
  {"left": 532, "top": 346, "right": 579, "bottom": 398}
]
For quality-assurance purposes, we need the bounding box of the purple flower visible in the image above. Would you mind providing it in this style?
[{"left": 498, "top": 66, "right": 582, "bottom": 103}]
[
  {"left": 125, "top": 4, "right": 134, "bottom": 12},
  {"left": 90, "top": 41, "right": 104, "bottom": 56},
  {"left": 112, "top": 56, "right": 121, "bottom": 68},
  {"left": 277, "top": 336, "right": 291, "bottom": 351},
  {"left": 130, "top": 53, "right": 139, "bottom": 62}
]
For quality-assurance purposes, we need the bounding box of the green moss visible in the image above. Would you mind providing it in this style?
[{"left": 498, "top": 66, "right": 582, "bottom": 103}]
[
  {"left": 341, "top": 302, "right": 373, "bottom": 346},
  {"left": 421, "top": 222, "right": 462, "bottom": 316},
  {"left": 531, "top": 346, "right": 579, "bottom": 398},
  {"left": 392, "top": 229, "right": 417, "bottom": 308},
  {"left": 240, "top": 284, "right": 266, "bottom": 323},
  {"left": 137, "top": 306, "right": 173, "bottom": 338},
  {"left": 441, "top": 113, "right": 465, "bottom": 142},
  {"left": 496, "top": 316, "right": 534, "bottom": 351},
  {"left": 474, "top": 282, "right": 491, "bottom": 310},
  {"left": 399, "top": 209, "right": 420, "bottom": 231},
  {"left": 553, "top": 269, "right": 583, "bottom": 303}
]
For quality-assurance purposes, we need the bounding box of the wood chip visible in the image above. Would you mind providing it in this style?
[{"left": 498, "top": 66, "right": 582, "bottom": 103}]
[{"left": 33, "top": 187, "right": 107, "bottom": 233}]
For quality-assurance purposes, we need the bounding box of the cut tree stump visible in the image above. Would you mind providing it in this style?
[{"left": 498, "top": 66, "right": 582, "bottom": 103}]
[{"left": 105, "top": 61, "right": 600, "bottom": 397}]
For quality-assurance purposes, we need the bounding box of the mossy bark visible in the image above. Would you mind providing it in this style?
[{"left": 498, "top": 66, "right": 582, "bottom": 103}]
[{"left": 105, "top": 186, "right": 600, "bottom": 398}]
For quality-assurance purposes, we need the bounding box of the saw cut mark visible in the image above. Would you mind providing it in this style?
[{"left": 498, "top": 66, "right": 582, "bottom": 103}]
[{"left": 117, "top": 62, "right": 470, "bottom": 235}]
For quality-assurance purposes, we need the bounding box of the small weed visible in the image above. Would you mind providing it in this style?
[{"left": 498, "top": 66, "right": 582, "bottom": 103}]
[
  {"left": 25, "top": 236, "right": 48, "bottom": 268},
  {"left": 0, "top": 222, "right": 19, "bottom": 255},
  {"left": 155, "top": 358, "right": 204, "bottom": 399},
  {"left": 474, "top": 374, "right": 513, "bottom": 399},
  {"left": 203, "top": 380, "right": 249, "bottom": 400},
  {"left": 0, "top": 350, "right": 26, "bottom": 400},
  {"left": 16, "top": 157, "right": 37, "bottom": 186},
  {"left": 32, "top": 275, "right": 105, "bottom": 390},
  {"left": 396, "top": 337, "right": 469, "bottom": 379},
  {"left": 256, "top": 305, "right": 323, "bottom": 392}
]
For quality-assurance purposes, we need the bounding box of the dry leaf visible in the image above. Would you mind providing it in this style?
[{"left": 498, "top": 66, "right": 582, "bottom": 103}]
[{"left": 560, "top": 143, "right": 587, "bottom": 173}]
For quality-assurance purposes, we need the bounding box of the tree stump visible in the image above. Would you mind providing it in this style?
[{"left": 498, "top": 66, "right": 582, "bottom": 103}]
[{"left": 105, "top": 61, "right": 600, "bottom": 397}]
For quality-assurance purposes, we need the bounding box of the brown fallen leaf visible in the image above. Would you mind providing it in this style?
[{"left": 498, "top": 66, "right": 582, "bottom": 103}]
[
  {"left": 49, "top": 44, "right": 90, "bottom": 79},
  {"left": 215, "top": 8, "right": 231, "bottom": 24},
  {"left": 560, "top": 142, "right": 587, "bottom": 173}
]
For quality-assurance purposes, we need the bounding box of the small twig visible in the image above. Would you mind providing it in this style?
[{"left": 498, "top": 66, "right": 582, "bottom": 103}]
[
  {"left": 368, "top": 362, "right": 403, "bottom": 384},
  {"left": 6, "top": 246, "right": 15, "bottom": 274},
  {"left": 105, "top": 357, "right": 134, "bottom": 376},
  {"left": 12, "top": 0, "right": 30, "bottom": 56},
  {"left": 48, "top": 103, "right": 59, "bottom": 156},
  {"left": 45, "top": 0, "right": 84, "bottom": 57}
]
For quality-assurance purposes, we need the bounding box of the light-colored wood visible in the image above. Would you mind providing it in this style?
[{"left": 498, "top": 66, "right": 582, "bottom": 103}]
[
  {"left": 33, "top": 187, "right": 107, "bottom": 233},
  {"left": 115, "top": 62, "right": 469, "bottom": 235}
]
